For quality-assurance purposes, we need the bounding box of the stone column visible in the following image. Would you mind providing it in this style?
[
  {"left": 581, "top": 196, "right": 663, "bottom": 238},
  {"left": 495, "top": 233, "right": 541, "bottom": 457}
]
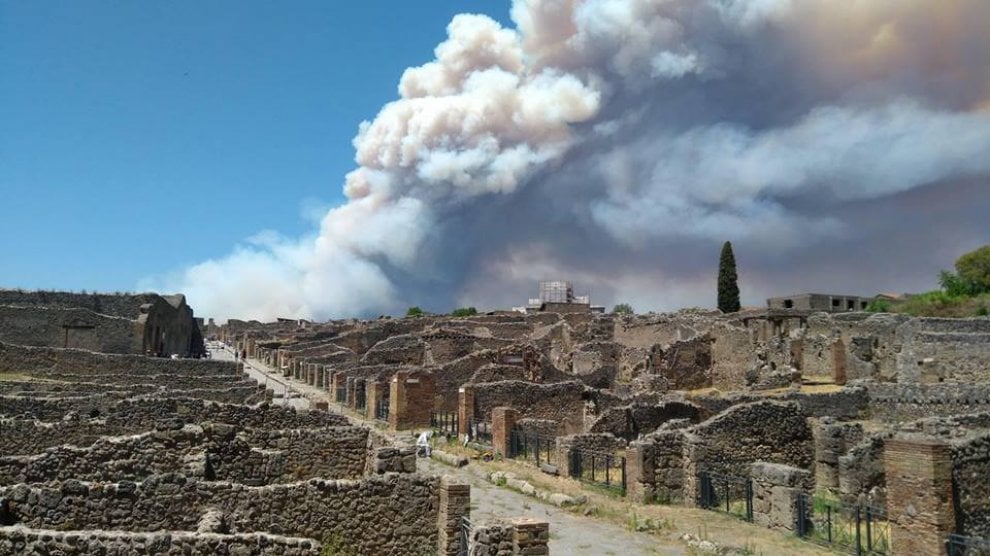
[
  {"left": 437, "top": 477, "right": 471, "bottom": 556},
  {"left": 885, "top": 436, "right": 956, "bottom": 556},
  {"left": 457, "top": 385, "right": 474, "bottom": 437},
  {"left": 750, "top": 461, "right": 811, "bottom": 533},
  {"left": 492, "top": 407, "right": 519, "bottom": 457},
  {"left": 509, "top": 517, "right": 550, "bottom": 555},
  {"left": 626, "top": 440, "right": 656, "bottom": 503}
]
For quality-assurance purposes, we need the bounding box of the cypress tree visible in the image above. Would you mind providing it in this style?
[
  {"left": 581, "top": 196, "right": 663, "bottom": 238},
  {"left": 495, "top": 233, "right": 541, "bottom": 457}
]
[{"left": 717, "top": 241, "right": 741, "bottom": 313}]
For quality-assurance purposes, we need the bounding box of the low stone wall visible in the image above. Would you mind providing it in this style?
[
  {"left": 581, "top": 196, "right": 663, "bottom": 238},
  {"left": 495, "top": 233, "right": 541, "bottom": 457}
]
[
  {"left": 865, "top": 382, "right": 990, "bottom": 422},
  {"left": 1, "top": 399, "right": 350, "bottom": 454},
  {"left": 0, "top": 425, "right": 375, "bottom": 485},
  {"left": 687, "top": 386, "right": 868, "bottom": 419},
  {"left": 469, "top": 518, "right": 550, "bottom": 556},
  {"left": 0, "top": 474, "right": 440, "bottom": 555},
  {"left": 0, "top": 341, "right": 239, "bottom": 377},
  {"left": 0, "top": 526, "right": 321, "bottom": 555},
  {"left": 0, "top": 397, "right": 350, "bottom": 427}
]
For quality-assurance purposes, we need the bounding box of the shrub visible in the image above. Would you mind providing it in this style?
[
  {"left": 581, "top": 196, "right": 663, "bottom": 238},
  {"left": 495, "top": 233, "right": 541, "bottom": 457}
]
[
  {"left": 612, "top": 303, "right": 633, "bottom": 315},
  {"left": 406, "top": 306, "right": 424, "bottom": 317},
  {"left": 451, "top": 307, "right": 477, "bottom": 317}
]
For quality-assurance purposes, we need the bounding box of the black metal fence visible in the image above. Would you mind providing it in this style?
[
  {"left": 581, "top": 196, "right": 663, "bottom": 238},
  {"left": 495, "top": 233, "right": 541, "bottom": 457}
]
[
  {"left": 467, "top": 417, "right": 492, "bottom": 446},
  {"left": 697, "top": 471, "right": 753, "bottom": 522},
  {"left": 569, "top": 449, "right": 626, "bottom": 493},
  {"left": 375, "top": 397, "right": 389, "bottom": 422},
  {"left": 509, "top": 429, "right": 559, "bottom": 467},
  {"left": 946, "top": 534, "right": 990, "bottom": 556},
  {"left": 355, "top": 384, "right": 366, "bottom": 410},
  {"left": 796, "top": 493, "right": 889, "bottom": 555},
  {"left": 431, "top": 411, "right": 459, "bottom": 437}
]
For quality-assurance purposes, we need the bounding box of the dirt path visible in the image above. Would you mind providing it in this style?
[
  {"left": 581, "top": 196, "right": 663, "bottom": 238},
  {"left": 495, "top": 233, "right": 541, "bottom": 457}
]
[{"left": 419, "top": 457, "right": 682, "bottom": 555}]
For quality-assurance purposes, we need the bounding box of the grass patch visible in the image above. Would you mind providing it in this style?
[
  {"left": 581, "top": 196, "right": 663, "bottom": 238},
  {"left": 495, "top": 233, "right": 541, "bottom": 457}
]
[{"left": 877, "top": 291, "right": 990, "bottom": 317}]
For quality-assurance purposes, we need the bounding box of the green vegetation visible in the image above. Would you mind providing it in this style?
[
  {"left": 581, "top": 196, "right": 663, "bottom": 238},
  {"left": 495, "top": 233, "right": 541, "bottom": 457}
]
[
  {"left": 451, "top": 306, "right": 478, "bottom": 317},
  {"left": 405, "top": 306, "right": 424, "bottom": 317},
  {"left": 868, "top": 245, "right": 990, "bottom": 318},
  {"left": 717, "top": 241, "right": 740, "bottom": 313},
  {"left": 612, "top": 303, "right": 634, "bottom": 315}
]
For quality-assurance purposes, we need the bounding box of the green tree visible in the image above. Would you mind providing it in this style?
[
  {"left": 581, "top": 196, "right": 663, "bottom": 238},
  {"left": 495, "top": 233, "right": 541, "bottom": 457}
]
[
  {"left": 612, "top": 303, "right": 634, "bottom": 315},
  {"left": 451, "top": 307, "right": 477, "bottom": 317},
  {"left": 406, "top": 306, "right": 424, "bottom": 317},
  {"left": 955, "top": 245, "right": 990, "bottom": 294},
  {"left": 717, "top": 241, "right": 741, "bottom": 313}
]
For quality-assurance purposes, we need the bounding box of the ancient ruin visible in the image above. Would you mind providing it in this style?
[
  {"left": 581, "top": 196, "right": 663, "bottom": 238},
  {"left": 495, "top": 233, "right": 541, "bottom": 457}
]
[{"left": 2, "top": 287, "right": 989, "bottom": 554}]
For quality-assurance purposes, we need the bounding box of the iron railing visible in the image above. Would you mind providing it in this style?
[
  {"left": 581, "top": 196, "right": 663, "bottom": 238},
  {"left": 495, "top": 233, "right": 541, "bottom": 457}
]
[
  {"left": 431, "top": 411, "right": 459, "bottom": 437},
  {"left": 509, "top": 429, "right": 559, "bottom": 467},
  {"left": 335, "top": 385, "right": 347, "bottom": 404},
  {"left": 375, "top": 397, "right": 390, "bottom": 422},
  {"left": 467, "top": 417, "right": 492, "bottom": 446},
  {"left": 946, "top": 534, "right": 990, "bottom": 556},
  {"left": 697, "top": 471, "right": 753, "bottom": 522},
  {"left": 355, "top": 384, "right": 366, "bottom": 410},
  {"left": 569, "top": 449, "right": 626, "bottom": 493},
  {"left": 795, "top": 493, "right": 889, "bottom": 555}
]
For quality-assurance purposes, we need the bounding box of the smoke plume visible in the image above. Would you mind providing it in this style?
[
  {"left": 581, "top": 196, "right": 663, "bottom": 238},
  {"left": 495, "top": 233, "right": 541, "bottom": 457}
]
[{"left": 153, "top": 0, "right": 990, "bottom": 321}]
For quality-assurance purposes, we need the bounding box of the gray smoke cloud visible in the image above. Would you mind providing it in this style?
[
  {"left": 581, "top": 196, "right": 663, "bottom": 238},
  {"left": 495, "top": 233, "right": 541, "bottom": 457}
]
[{"left": 151, "top": 0, "right": 990, "bottom": 321}]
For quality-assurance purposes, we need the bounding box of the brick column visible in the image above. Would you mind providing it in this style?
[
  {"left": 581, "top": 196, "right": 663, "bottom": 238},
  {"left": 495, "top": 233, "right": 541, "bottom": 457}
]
[
  {"left": 366, "top": 381, "right": 384, "bottom": 419},
  {"left": 885, "top": 437, "right": 956, "bottom": 556},
  {"left": 390, "top": 370, "right": 435, "bottom": 430},
  {"left": 509, "top": 517, "right": 549, "bottom": 555},
  {"left": 492, "top": 407, "right": 519, "bottom": 457},
  {"left": 457, "top": 385, "right": 474, "bottom": 437},
  {"left": 437, "top": 477, "right": 471, "bottom": 556}
]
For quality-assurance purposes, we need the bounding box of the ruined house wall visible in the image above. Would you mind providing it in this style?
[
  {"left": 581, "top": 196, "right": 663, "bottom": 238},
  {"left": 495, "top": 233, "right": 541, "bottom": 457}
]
[
  {"left": 588, "top": 402, "right": 704, "bottom": 440},
  {"left": 896, "top": 317, "right": 990, "bottom": 384},
  {"left": 360, "top": 334, "right": 426, "bottom": 366},
  {"left": 472, "top": 381, "right": 586, "bottom": 434},
  {"left": 0, "top": 306, "right": 142, "bottom": 354},
  {"left": 0, "top": 474, "right": 441, "bottom": 556},
  {"left": 865, "top": 383, "right": 990, "bottom": 422},
  {"left": 708, "top": 322, "right": 754, "bottom": 390},
  {"left": 951, "top": 432, "right": 990, "bottom": 537},
  {"left": 686, "top": 401, "right": 814, "bottom": 476}
]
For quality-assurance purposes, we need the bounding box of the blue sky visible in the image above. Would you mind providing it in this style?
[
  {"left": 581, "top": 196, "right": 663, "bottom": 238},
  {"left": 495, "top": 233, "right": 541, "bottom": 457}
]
[{"left": 0, "top": 1, "right": 511, "bottom": 292}]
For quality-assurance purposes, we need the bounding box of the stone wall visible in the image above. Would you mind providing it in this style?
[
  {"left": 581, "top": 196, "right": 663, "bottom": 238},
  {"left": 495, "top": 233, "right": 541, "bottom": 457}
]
[
  {"left": 0, "top": 526, "right": 322, "bottom": 555},
  {"left": 0, "top": 341, "right": 239, "bottom": 377},
  {"left": 588, "top": 402, "right": 704, "bottom": 440},
  {"left": 686, "top": 401, "right": 814, "bottom": 476},
  {"left": 952, "top": 432, "right": 990, "bottom": 537},
  {"left": 0, "top": 306, "right": 141, "bottom": 354},
  {"left": 0, "top": 425, "right": 375, "bottom": 485},
  {"left": 750, "top": 462, "right": 812, "bottom": 533},
  {"left": 865, "top": 382, "right": 990, "bottom": 422},
  {"left": 1, "top": 398, "right": 351, "bottom": 454},
  {"left": 471, "top": 380, "right": 586, "bottom": 434},
  {"left": 0, "top": 474, "right": 440, "bottom": 555}
]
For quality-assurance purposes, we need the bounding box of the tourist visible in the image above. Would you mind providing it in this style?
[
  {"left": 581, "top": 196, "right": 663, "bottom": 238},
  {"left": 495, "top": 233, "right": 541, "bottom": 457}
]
[{"left": 416, "top": 430, "right": 432, "bottom": 458}]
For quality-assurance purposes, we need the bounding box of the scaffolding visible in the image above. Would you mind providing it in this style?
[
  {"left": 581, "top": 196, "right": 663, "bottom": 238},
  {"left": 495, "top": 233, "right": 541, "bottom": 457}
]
[{"left": 539, "top": 281, "right": 574, "bottom": 304}]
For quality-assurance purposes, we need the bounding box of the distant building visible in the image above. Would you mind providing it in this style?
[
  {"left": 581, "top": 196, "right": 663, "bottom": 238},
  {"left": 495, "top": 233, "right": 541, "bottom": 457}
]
[
  {"left": 767, "top": 293, "right": 872, "bottom": 312},
  {"left": 522, "top": 280, "right": 599, "bottom": 313},
  {"left": 0, "top": 289, "right": 204, "bottom": 356}
]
